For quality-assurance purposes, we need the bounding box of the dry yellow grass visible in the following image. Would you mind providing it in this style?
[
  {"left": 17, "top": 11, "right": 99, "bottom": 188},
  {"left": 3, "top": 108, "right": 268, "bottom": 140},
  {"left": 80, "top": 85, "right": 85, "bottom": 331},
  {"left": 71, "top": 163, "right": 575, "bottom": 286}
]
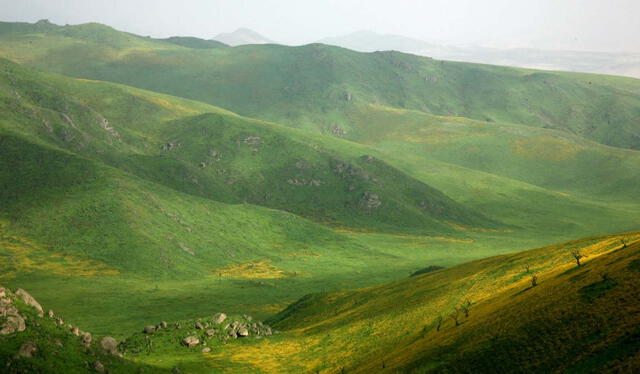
[
  {"left": 0, "top": 233, "right": 119, "bottom": 279},
  {"left": 201, "top": 232, "right": 640, "bottom": 373},
  {"left": 512, "top": 135, "right": 584, "bottom": 161},
  {"left": 210, "top": 259, "right": 290, "bottom": 279}
]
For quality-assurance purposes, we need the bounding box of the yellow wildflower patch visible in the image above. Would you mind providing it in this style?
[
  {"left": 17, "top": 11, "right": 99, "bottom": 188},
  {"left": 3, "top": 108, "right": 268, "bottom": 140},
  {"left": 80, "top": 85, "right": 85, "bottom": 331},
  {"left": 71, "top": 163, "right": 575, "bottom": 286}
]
[
  {"left": 0, "top": 234, "right": 119, "bottom": 279},
  {"left": 211, "top": 259, "right": 290, "bottom": 279},
  {"left": 512, "top": 136, "right": 584, "bottom": 161}
]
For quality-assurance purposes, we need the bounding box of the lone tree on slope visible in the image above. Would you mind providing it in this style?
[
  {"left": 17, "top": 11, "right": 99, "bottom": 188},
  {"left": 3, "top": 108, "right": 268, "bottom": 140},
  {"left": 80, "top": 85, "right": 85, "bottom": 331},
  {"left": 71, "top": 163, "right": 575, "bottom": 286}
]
[
  {"left": 460, "top": 300, "right": 472, "bottom": 318},
  {"left": 621, "top": 238, "right": 630, "bottom": 249},
  {"left": 571, "top": 249, "right": 585, "bottom": 267},
  {"left": 530, "top": 273, "right": 538, "bottom": 287}
]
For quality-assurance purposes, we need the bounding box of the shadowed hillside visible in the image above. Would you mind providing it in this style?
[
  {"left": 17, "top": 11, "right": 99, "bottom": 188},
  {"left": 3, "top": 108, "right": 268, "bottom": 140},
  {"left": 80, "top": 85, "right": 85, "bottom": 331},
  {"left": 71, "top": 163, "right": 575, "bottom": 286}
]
[{"left": 0, "top": 58, "right": 495, "bottom": 234}]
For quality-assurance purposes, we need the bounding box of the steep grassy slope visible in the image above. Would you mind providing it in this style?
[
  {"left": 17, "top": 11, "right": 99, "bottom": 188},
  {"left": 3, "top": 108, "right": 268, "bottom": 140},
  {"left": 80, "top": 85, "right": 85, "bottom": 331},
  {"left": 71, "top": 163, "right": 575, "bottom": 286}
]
[
  {"left": 0, "top": 58, "right": 529, "bottom": 338},
  {"left": 181, "top": 232, "right": 639, "bottom": 373},
  {"left": 0, "top": 57, "right": 496, "bottom": 234},
  {"left": 1, "top": 21, "right": 640, "bottom": 149},
  {"left": 0, "top": 286, "right": 166, "bottom": 373},
  {"left": 0, "top": 134, "right": 363, "bottom": 277}
]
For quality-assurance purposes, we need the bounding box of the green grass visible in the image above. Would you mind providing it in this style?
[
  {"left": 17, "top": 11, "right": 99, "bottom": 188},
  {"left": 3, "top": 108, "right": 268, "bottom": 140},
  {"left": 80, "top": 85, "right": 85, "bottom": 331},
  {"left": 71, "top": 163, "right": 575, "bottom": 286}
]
[
  {"left": 1, "top": 19, "right": 640, "bottom": 373},
  {"left": 1, "top": 21, "right": 639, "bottom": 149},
  {"left": 0, "top": 287, "right": 165, "bottom": 373}
]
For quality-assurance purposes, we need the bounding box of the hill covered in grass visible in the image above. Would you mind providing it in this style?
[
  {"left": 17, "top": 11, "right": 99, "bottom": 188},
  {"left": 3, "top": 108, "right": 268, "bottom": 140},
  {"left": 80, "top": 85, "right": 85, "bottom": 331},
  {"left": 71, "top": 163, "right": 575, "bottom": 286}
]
[
  {"left": 0, "top": 285, "right": 164, "bottom": 373},
  {"left": 188, "top": 232, "right": 638, "bottom": 373},
  {"left": 1, "top": 21, "right": 640, "bottom": 150},
  {"left": 0, "top": 57, "right": 495, "bottom": 235}
]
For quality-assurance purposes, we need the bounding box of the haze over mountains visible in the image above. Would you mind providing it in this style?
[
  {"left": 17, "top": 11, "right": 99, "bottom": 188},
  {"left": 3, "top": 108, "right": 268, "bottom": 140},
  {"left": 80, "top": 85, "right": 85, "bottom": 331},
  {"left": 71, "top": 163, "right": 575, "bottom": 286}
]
[
  {"left": 318, "top": 30, "right": 640, "bottom": 79},
  {"left": 206, "top": 27, "right": 640, "bottom": 79},
  {"left": 212, "top": 27, "right": 273, "bottom": 46},
  {"left": 0, "top": 17, "right": 639, "bottom": 374}
]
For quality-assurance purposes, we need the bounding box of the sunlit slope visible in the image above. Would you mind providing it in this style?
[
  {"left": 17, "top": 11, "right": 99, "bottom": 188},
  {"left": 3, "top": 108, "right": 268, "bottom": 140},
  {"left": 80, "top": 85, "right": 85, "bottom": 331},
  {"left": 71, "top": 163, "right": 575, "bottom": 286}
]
[
  {"left": 200, "top": 232, "right": 640, "bottom": 373},
  {"left": 0, "top": 58, "right": 496, "bottom": 234},
  {"left": 344, "top": 104, "right": 640, "bottom": 202},
  {"left": 1, "top": 21, "right": 640, "bottom": 149}
]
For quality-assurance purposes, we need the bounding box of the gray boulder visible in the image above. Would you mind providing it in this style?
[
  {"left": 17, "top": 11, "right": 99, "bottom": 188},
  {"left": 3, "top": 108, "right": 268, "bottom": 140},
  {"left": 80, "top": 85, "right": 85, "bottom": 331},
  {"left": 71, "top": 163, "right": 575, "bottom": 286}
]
[
  {"left": 195, "top": 321, "right": 204, "bottom": 330},
  {"left": 81, "top": 332, "right": 92, "bottom": 348},
  {"left": 143, "top": 325, "right": 156, "bottom": 334},
  {"left": 212, "top": 312, "right": 227, "bottom": 324},
  {"left": 182, "top": 336, "right": 200, "bottom": 347},
  {"left": 100, "top": 336, "right": 118, "bottom": 354},
  {"left": 15, "top": 289, "right": 44, "bottom": 317},
  {"left": 18, "top": 342, "right": 37, "bottom": 358},
  {"left": 201, "top": 347, "right": 212, "bottom": 353},
  {"left": 237, "top": 327, "right": 249, "bottom": 337}
]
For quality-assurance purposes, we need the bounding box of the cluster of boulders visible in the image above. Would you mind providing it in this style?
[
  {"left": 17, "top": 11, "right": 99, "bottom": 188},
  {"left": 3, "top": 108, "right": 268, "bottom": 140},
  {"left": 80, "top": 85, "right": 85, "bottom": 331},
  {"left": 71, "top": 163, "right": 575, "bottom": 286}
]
[
  {"left": 140, "top": 312, "right": 273, "bottom": 354},
  {"left": 360, "top": 192, "right": 382, "bottom": 213},
  {"left": 287, "top": 177, "right": 322, "bottom": 187},
  {"left": 1, "top": 287, "right": 25, "bottom": 335}
]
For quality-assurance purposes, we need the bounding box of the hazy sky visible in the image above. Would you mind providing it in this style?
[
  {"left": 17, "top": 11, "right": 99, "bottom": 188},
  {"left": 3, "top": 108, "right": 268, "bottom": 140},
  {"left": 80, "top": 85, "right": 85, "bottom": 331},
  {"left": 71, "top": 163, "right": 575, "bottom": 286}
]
[{"left": 1, "top": 0, "right": 639, "bottom": 52}]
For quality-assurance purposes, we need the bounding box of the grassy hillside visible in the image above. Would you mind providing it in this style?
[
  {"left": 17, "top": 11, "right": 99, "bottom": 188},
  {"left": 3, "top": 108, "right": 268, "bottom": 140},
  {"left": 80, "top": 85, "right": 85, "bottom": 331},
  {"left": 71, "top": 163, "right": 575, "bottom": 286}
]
[
  {"left": 344, "top": 104, "right": 640, "bottom": 202},
  {"left": 1, "top": 21, "right": 640, "bottom": 149},
  {"left": 179, "top": 232, "right": 639, "bottom": 373},
  {"left": 0, "top": 57, "right": 530, "bottom": 338},
  {"left": 0, "top": 57, "right": 498, "bottom": 234},
  {"left": 0, "top": 285, "right": 166, "bottom": 373}
]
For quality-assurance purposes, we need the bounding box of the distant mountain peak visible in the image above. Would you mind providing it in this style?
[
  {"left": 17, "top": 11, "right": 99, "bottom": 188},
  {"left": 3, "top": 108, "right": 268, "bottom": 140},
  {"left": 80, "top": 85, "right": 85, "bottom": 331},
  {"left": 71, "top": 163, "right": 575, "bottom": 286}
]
[{"left": 212, "top": 27, "right": 274, "bottom": 46}]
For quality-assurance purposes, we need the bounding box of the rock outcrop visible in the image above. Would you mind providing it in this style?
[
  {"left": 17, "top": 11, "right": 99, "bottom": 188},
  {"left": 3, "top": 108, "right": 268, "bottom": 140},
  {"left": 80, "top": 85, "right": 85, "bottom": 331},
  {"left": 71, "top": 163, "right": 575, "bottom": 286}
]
[{"left": 15, "top": 288, "right": 44, "bottom": 317}]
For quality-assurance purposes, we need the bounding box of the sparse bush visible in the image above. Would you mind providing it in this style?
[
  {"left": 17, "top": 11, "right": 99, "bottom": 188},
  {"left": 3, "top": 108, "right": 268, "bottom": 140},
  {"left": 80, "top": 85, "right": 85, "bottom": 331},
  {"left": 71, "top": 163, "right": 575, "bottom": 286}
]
[
  {"left": 530, "top": 274, "right": 538, "bottom": 287},
  {"left": 570, "top": 249, "right": 585, "bottom": 267},
  {"left": 460, "top": 300, "right": 472, "bottom": 318}
]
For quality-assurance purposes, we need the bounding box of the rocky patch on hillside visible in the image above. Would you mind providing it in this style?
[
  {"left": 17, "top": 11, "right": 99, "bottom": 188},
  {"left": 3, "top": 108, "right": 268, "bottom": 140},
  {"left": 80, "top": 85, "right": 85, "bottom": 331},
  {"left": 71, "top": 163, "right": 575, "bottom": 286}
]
[
  {"left": 120, "top": 312, "right": 275, "bottom": 356},
  {"left": 0, "top": 285, "right": 137, "bottom": 373}
]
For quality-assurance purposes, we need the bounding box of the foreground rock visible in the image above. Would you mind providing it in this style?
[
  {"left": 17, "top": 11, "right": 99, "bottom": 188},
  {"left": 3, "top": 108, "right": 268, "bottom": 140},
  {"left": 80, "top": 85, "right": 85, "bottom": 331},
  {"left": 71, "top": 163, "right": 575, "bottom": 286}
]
[
  {"left": 18, "top": 342, "right": 38, "bottom": 358},
  {"left": 0, "top": 297, "right": 26, "bottom": 335},
  {"left": 15, "top": 288, "right": 44, "bottom": 317},
  {"left": 100, "top": 336, "right": 118, "bottom": 355},
  {"left": 212, "top": 312, "right": 227, "bottom": 324},
  {"left": 182, "top": 336, "right": 200, "bottom": 347},
  {"left": 143, "top": 325, "right": 156, "bottom": 334}
]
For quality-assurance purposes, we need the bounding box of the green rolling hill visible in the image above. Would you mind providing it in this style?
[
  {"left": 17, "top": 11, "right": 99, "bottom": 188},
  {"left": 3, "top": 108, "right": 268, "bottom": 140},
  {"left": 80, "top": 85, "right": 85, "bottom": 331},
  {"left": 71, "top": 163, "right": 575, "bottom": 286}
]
[
  {"left": 1, "top": 21, "right": 639, "bottom": 150},
  {"left": 204, "top": 232, "right": 640, "bottom": 373},
  {"left": 0, "top": 57, "right": 494, "bottom": 234},
  {"left": 0, "top": 19, "right": 639, "bottom": 374}
]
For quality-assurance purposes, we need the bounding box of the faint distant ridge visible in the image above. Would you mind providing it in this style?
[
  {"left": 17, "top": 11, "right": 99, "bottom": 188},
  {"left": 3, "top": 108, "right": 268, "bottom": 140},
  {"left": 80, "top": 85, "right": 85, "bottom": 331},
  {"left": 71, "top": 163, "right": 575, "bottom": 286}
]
[
  {"left": 318, "top": 30, "right": 448, "bottom": 54},
  {"left": 212, "top": 27, "right": 274, "bottom": 46},
  {"left": 317, "top": 30, "right": 640, "bottom": 79}
]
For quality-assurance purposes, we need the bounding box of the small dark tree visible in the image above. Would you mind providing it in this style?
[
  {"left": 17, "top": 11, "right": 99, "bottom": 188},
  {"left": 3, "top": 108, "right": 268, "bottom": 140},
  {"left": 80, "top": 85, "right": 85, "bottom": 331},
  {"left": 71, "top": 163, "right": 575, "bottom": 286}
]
[
  {"left": 449, "top": 308, "right": 461, "bottom": 326},
  {"left": 621, "top": 238, "right": 629, "bottom": 249},
  {"left": 571, "top": 249, "right": 585, "bottom": 267},
  {"left": 530, "top": 273, "right": 538, "bottom": 287},
  {"left": 436, "top": 316, "right": 443, "bottom": 332},
  {"left": 524, "top": 263, "right": 530, "bottom": 273},
  {"left": 460, "top": 300, "right": 472, "bottom": 318}
]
